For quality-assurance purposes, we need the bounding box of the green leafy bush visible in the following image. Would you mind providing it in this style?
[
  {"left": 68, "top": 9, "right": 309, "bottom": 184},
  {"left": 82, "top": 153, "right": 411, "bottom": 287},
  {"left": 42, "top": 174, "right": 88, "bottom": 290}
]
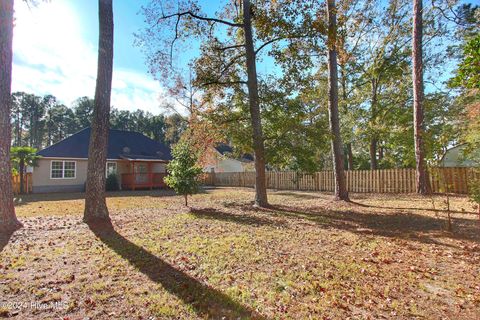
[
  {"left": 106, "top": 174, "right": 120, "bottom": 191},
  {"left": 164, "top": 141, "right": 203, "bottom": 206}
]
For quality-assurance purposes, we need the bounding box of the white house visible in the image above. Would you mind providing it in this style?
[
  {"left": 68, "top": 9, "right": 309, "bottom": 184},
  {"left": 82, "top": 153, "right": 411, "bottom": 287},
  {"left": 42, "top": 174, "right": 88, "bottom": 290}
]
[
  {"left": 440, "top": 144, "right": 477, "bottom": 167},
  {"left": 203, "top": 143, "right": 254, "bottom": 173}
]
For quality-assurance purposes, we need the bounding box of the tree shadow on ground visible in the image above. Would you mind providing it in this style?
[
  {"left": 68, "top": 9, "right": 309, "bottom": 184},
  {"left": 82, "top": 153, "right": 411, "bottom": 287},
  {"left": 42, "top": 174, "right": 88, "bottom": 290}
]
[
  {"left": 271, "top": 191, "right": 475, "bottom": 214},
  {"left": 190, "top": 208, "right": 286, "bottom": 228},
  {"left": 267, "top": 204, "right": 480, "bottom": 245},
  {"left": 88, "top": 222, "right": 266, "bottom": 320},
  {"left": 271, "top": 191, "right": 326, "bottom": 200},
  {"left": 0, "top": 228, "right": 15, "bottom": 253},
  {"left": 226, "top": 202, "right": 479, "bottom": 246},
  {"left": 350, "top": 200, "right": 476, "bottom": 215}
]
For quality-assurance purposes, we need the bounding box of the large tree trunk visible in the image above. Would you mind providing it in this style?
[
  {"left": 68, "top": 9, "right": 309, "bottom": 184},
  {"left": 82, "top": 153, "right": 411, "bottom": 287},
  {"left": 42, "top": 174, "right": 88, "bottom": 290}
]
[
  {"left": 412, "top": 0, "right": 430, "bottom": 195},
  {"left": 326, "top": 0, "right": 349, "bottom": 201},
  {"left": 346, "top": 142, "right": 354, "bottom": 170},
  {"left": 339, "top": 65, "right": 354, "bottom": 171},
  {"left": 0, "top": 0, "right": 21, "bottom": 231},
  {"left": 84, "top": 0, "right": 114, "bottom": 223},
  {"left": 370, "top": 138, "right": 377, "bottom": 170},
  {"left": 242, "top": 0, "right": 268, "bottom": 207}
]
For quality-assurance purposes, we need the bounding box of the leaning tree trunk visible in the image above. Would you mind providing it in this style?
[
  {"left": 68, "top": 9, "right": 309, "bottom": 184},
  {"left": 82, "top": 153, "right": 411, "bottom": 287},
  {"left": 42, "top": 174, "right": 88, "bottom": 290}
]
[
  {"left": 326, "top": 0, "right": 349, "bottom": 201},
  {"left": 84, "top": 0, "right": 114, "bottom": 223},
  {"left": 242, "top": 0, "right": 268, "bottom": 207},
  {"left": 0, "top": 0, "right": 21, "bottom": 231},
  {"left": 412, "top": 0, "right": 430, "bottom": 195}
]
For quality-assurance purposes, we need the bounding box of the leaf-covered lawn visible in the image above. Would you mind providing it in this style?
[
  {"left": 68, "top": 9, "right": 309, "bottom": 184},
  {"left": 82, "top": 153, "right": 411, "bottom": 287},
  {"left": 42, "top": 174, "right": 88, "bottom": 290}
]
[{"left": 1, "top": 188, "right": 479, "bottom": 319}]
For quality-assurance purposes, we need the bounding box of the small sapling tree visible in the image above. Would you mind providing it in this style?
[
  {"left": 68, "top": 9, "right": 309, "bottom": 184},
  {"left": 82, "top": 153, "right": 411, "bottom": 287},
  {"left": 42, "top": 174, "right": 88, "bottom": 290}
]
[{"left": 164, "top": 141, "right": 203, "bottom": 207}]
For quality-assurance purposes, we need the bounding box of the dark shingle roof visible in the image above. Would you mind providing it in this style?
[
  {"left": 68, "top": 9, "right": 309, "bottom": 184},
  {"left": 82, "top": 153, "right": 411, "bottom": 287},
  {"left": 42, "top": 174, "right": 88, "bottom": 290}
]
[
  {"left": 214, "top": 143, "right": 234, "bottom": 155},
  {"left": 214, "top": 142, "right": 254, "bottom": 162},
  {"left": 37, "top": 128, "right": 172, "bottom": 161}
]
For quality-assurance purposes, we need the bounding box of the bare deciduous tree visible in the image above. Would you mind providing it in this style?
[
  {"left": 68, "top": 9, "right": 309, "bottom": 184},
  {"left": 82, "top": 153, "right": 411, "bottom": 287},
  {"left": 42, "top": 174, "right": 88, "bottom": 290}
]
[{"left": 140, "top": 0, "right": 271, "bottom": 207}]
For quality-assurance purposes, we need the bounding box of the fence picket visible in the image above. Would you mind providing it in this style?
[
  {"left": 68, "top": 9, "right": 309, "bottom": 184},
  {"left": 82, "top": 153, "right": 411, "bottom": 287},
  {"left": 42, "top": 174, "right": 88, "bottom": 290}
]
[
  {"left": 12, "top": 173, "right": 32, "bottom": 195},
  {"left": 199, "top": 167, "right": 477, "bottom": 195}
]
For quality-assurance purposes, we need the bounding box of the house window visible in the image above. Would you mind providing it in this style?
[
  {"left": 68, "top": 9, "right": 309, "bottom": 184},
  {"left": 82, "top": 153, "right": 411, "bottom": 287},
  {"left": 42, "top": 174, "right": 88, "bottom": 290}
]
[
  {"left": 51, "top": 161, "right": 63, "bottom": 178},
  {"left": 106, "top": 162, "right": 117, "bottom": 177},
  {"left": 135, "top": 163, "right": 148, "bottom": 174},
  {"left": 51, "top": 161, "right": 76, "bottom": 179}
]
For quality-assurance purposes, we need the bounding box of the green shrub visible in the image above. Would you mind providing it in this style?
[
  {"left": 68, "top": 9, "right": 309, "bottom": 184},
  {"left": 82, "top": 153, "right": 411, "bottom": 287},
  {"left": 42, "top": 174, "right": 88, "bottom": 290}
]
[
  {"left": 106, "top": 174, "right": 119, "bottom": 191},
  {"left": 164, "top": 141, "right": 202, "bottom": 206}
]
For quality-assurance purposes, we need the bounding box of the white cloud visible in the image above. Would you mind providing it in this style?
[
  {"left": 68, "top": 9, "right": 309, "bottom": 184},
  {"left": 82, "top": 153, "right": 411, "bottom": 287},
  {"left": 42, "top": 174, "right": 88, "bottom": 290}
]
[{"left": 12, "top": 0, "right": 165, "bottom": 114}]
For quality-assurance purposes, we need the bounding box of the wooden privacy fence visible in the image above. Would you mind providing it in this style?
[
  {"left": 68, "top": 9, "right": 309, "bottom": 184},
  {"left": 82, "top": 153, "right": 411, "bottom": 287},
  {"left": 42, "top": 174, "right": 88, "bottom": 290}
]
[
  {"left": 12, "top": 173, "right": 33, "bottom": 195},
  {"left": 200, "top": 167, "right": 479, "bottom": 194}
]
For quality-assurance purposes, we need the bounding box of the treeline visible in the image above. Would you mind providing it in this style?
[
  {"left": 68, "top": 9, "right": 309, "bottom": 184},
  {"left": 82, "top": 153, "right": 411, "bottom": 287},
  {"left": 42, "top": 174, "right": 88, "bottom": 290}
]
[
  {"left": 11, "top": 92, "right": 186, "bottom": 149},
  {"left": 254, "top": 83, "right": 460, "bottom": 171},
  {"left": 138, "top": 1, "right": 477, "bottom": 174}
]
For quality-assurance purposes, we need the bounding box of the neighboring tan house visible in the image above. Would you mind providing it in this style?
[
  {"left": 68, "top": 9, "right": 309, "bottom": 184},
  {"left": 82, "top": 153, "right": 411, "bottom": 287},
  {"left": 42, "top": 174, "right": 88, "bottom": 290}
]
[
  {"left": 33, "top": 128, "right": 172, "bottom": 193},
  {"left": 440, "top": 144, "right": 477, "bottom": 168},
  {"left": 203, "top": 143, "right": 254, "bottom": 173}
]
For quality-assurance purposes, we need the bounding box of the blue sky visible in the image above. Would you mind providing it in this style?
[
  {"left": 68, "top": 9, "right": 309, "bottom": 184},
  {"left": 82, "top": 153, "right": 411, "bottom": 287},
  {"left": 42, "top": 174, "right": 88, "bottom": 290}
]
[
  {"left": 12, "top": 0, "right": 166, "bottom": 114},
  {"left": 11, "top": 0, "right": 471, "bottom": 114},
  {"left": 11, "top": 0, "right": 277, "bottom": 115}
]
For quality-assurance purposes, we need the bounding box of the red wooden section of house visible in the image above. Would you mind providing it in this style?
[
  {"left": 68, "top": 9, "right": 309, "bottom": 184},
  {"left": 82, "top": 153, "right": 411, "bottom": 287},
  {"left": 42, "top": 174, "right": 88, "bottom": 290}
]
[{"left": 121, "top": 161, "right": 167, "bottom": 190}]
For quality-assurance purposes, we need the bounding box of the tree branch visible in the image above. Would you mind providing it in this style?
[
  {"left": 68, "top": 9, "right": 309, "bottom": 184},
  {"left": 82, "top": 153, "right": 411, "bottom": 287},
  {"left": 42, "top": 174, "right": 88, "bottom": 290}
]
[
  {"left": 255, "top": 37, "right": 284, "bottom": 55},
  {"left": 200, "top": 80, "right": 247, "bottom": 87},
  {"left": 430, "top": 0, "right": 466, "bottom": 26},
  {"left": 219, "top": 52, "right": 246, "bottom": 77},
  {"left": 158, "top": 11, "right": 244, "bottom": 28},
  {"left": 255, "top": 34, "right": 313, "bottom": 55},
  {"left": 169, "top": 15, "right": 181, "bottom": 65},
  {"left": 214, "top": 44, "right": 245, "bottom": 51}
]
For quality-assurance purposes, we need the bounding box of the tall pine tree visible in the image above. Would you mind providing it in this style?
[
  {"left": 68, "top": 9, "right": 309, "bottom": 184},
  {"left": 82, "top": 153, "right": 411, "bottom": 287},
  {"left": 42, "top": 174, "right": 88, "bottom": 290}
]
[
  {"left": 412, "top": 0, "right": 430, "bottom": 194},
  {"left": 326, "top": 0, "right": 349, "bottom": 201},
  {"left": 0, "top": 0, "right": 22, "bottom": 232},
  {"left": 84, "top": 0, "right": 114, "bottom": 224}
]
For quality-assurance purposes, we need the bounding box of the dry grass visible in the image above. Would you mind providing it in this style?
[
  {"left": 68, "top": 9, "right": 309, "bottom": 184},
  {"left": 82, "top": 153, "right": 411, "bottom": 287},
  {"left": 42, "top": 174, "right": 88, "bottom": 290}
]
[
  {"left": 13, "top": 190, "right": 177, "bottom": 217},
  {"left": 1, "top": 188, "right": 479, "bottom": 319}
]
